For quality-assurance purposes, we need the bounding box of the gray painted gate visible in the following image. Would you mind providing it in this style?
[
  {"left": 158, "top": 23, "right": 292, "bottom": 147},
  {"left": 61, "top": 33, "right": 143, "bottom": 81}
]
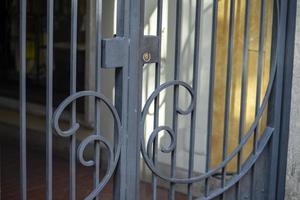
[{"left": 17, "top": 0, "right": 297, "bottom": 199}]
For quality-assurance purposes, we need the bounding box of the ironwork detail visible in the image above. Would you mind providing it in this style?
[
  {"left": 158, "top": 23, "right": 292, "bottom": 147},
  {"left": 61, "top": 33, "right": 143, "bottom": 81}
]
[
  {"left": 101, "top": 37, "right": 129, "bottom": 68},
  {"left": 139, "top": 0, "right": 282, "bottom": 199},
  {"left": 141, "top": 36, "right": 160, "bottom": 64},
  {"left": 53, "top": 91, "right": 122, "bottom": 200},
  {"left": 14, "top": 0, "right": 296, "bottom": 198}
]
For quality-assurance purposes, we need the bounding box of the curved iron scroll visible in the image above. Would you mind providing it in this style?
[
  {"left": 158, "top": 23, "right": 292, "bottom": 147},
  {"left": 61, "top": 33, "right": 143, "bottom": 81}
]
[
  {"left": 141, "top": 59, "right": 276, "bottom": 183},
  {"left": 140, "top": 0, "right": 280, "bottom": 198},
  {"left": 53, "top": 91, "right": 122, "bottom": 200}
]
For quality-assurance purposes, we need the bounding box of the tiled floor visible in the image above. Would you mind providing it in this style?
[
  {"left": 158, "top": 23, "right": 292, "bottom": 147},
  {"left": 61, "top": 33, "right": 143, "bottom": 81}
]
[{"left": 1, "top": 143, "right": 187, "bottom": 200}]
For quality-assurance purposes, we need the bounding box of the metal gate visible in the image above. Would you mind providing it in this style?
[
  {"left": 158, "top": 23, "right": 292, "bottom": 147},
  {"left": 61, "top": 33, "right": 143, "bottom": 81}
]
[{"left": 11, "top": 0, "right": 296, "bottom": 199}]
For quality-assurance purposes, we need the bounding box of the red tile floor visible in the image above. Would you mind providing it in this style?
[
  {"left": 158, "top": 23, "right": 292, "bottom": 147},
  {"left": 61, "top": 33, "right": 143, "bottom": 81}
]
[{"left": 1, "top": 143, "right": 187, "bottom": 200}]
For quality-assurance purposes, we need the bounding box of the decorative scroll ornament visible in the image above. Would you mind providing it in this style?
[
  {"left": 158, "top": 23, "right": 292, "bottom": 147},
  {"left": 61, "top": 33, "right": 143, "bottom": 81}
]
[
  {"left": 141, "top": 9, "right": 280, "bottom": 192},
  {"left": 140, "top": 80, "right": 196, "bottom": 181},
  {"left": 53, "top": 91, "right": 121, "bottom": 200}
]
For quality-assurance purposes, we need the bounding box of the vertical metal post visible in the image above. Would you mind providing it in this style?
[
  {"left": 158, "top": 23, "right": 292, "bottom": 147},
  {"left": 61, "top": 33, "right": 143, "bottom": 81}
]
[
  {"left": 221, "top": 1, "right": 235, "bottom": 199},
  {"left": 254, "top": 0, "right": 266, "bottom": 156},
  {"left": 94, "top": 0, "right": 103, "bottom": 199},
  {"left": 169, "top": 0, "right": 182, "bottom": 199},
  {"left": 187, "top": 0, "right": 201, "bottom": 199},
  {"left": 237, "top": 0, "right": 250, "bottom": 198},
  {"left": 151, "top": 0, "right": 163, "bottom": 199},
  {"left": 113, "top": 1, "right": 129, "bottom": 199},
  {"left": 205, "top": 0, "right": 219, "bottom": 196},
  {"left": 125, "top": 0, "right": 144, "bottom": 198},
  {"left": 276, "top": 0, "right": 297, "bottom": 199},
  {"left": 267, "top": 0, "right": 288, "bottom": 199},
  {"left": 20, "top": 0, "right": 27, "bottom": 199},
  {"left": 46, "top": 0, "right": 54, "bottom": 199},
  {"left": 70, "top": 0, "right": 78, "bottom": 199},
  {"left": 251, "top": 1, "right": 266, "bottom": 199}
]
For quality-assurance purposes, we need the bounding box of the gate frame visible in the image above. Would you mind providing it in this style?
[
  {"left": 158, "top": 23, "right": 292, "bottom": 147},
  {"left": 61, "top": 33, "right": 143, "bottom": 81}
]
[
  {"left": 275, "top": 0, "right": 298, "bottom": 199},
  {"left": 120, "top": 0, "right": 145, "bottom": 199}
]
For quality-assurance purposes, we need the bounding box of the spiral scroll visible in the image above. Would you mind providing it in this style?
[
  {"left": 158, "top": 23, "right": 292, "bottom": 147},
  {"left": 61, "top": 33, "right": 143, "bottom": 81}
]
[
  {"left": 52, "top": 91, "right": 121, "bottom": 200},
  {"left": 140, "top": 34, "right": 279, "bottom": 187},
  {"left": 140, "top": 80, "right": 196, "bottom": 182}
]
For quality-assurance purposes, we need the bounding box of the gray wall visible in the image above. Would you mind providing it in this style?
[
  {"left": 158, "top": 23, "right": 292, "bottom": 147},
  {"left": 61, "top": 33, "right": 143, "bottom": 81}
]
[{"left": 286, "top": 1, "right": 300, "bottom": 199}]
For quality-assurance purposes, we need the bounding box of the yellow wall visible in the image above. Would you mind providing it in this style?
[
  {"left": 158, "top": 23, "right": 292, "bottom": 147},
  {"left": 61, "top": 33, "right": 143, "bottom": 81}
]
[{"left": 211, "top": 0, "right": 273, "bottom": 171}]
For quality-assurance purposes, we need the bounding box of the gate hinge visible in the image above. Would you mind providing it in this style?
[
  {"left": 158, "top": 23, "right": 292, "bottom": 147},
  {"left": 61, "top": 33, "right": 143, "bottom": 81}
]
[
  {"left": 101, "top": 37, "right": 129, "bottom": 68},
  {"left": 141, "top": 36, "right": 160, "bottom": 64}
]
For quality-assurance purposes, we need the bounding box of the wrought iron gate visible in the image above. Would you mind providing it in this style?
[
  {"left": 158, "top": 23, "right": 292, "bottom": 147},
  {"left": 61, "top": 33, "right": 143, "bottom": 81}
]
[{"left": 13, "top": 0, "right": 296, "bottom": 199}]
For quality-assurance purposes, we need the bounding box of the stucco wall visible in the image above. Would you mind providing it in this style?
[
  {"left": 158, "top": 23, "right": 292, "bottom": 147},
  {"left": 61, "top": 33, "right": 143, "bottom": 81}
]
[{"left": 285, "top": 1, "right": 300, "bottom": 199}]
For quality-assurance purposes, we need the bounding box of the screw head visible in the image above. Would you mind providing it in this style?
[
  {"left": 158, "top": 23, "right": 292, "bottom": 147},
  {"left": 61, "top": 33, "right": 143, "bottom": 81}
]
[{"left": 142, "top": 52, "right": 151, "bottom": 62}]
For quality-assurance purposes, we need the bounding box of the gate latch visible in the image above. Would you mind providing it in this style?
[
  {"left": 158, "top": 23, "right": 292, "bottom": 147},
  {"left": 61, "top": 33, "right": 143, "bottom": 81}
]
[
  {"left": 101, "top": 36, "right": 160, "bottom": 67},
  {"left": 141, "top": 36, "right": 160, "bottom": 64},
  {"left": 101, "top": 37, "right": 129, "bottom": 68}
]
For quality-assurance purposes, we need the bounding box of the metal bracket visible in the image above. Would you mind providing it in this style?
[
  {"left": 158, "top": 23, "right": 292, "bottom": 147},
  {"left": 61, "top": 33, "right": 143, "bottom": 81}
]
[
  {"left": 101, "top": 36, "right": 159, "bottom": 67},
  {"left": 141, "top": 36, "right": 160, "bottom": 64},
  {"left": 101, "top": 37, "right": 129, "bottom": 68}
]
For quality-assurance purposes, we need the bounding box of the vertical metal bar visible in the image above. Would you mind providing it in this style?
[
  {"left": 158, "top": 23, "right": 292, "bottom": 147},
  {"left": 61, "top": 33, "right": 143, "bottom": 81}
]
[
  {"left": 70, "top": 0, "right": 78, "bottom": 199},
  {"left": 205, "top": 0, "right": 218, "bottom": 196},
  {"left": 46, "top": 0, "right": 54, "bottom": 199},
  {"left": 169, "top": 0, "right": 182, "bottom": 199},
  {"left": 265, "top": 1, "right": 280, "bottom": 199},
  {"left": 125, "top": 0, "right": 144, "bottom": 198},
  {"left": 221, "top": 0, "right": 235, "bottom": 197},
  {"left": 276, "top": 0, "right": 297, "bottom": 199},
  {"left": 251, "top": 1, "right": 266, "bottom": 199},
  {"left": 113, "top": 69, "right": 126, "bottom": 200},
  {"left": 254, "top": 0, "right": 266, "bottom": 158},
  {"left": 236, "top": 0, "right": 251, "bottom": 199},
  {"left": 94, "top": 0, "right": 102, "bottom": 199},
  {"left": 267, "top": 1, "right": 287, "bottom": 199},
  {"left": 151, "top": 0, "right": 163, "bottom": 200},
  {"left": 113, "top": 0, "right": 127, "bottom": 199},
  {"left": 20, "top": 0, "right": 27, "bottom": 199},
  {"left": 116, "top": 0, "right": 125, "bottom": 36},
  {"left": 187, "top": 0, "right": 201, "bottom": 199}
]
